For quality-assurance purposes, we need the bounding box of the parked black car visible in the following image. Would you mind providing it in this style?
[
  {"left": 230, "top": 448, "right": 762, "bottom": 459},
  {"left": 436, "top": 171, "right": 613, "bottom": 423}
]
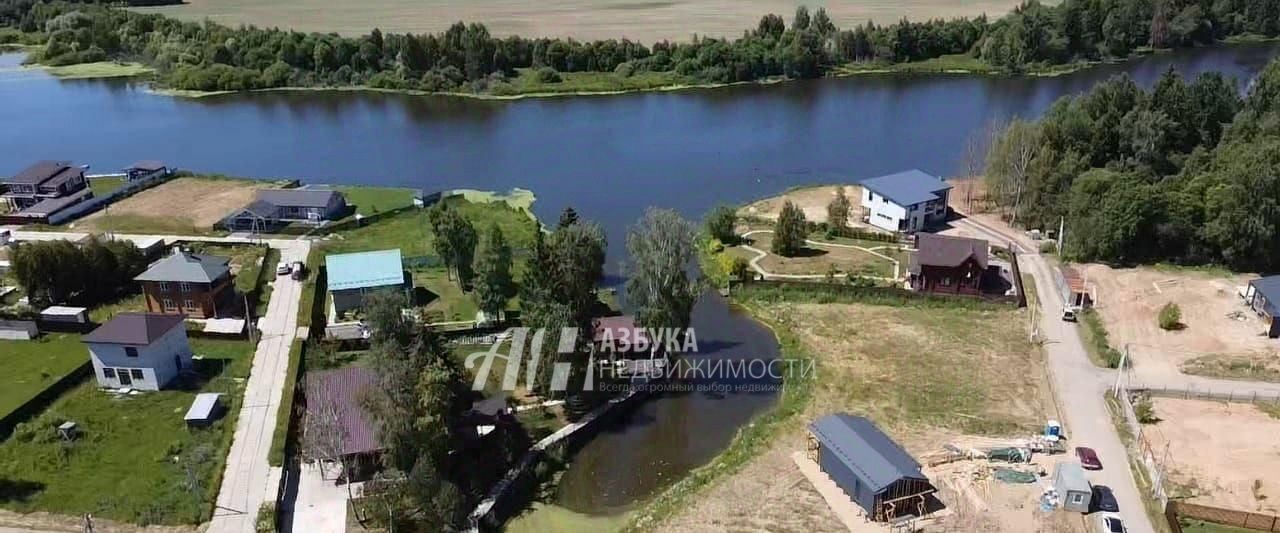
[{"left": 1091, "top": 485, "right": 1119, "bottom": 513}]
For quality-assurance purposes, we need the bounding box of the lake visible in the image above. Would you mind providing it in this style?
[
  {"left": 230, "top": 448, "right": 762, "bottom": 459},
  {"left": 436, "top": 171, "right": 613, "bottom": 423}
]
[{"left": 2, "top": 41, "right": 1278, "bottom": 522}]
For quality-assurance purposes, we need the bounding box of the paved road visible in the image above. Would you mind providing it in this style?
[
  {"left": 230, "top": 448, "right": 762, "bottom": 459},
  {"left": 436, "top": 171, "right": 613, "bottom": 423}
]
[
  {"left": 207, "top": 239, "right": 310, "bottom": 533},
  {"left": 950, "top": 217, "right": 1157, "bottom": 533}
]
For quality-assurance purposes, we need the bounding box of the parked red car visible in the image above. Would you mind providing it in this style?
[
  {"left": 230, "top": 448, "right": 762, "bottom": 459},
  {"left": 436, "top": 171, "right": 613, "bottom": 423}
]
[{"left": 1076, "top": 446, "right": 1103, "bottom": 470}]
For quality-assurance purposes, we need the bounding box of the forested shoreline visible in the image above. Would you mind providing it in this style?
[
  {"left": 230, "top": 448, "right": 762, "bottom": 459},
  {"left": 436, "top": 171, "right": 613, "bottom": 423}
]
[
  {"left": 0, "top": 0, "right": 1276, "bottom": 94},
  {"left": 984, "top": 57, "right": 1280, "bottom": 271}
]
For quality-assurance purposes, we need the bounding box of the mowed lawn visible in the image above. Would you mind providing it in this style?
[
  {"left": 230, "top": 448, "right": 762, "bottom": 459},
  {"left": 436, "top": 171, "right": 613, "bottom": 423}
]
[
  {"left": 335, "top": 185, "right": 416, "bottom": 217},
  {"left": 87, "top": 176, "right": 125, "bottom": 197},
  {"left": 320, "top": 194, "right": 537, "bottom": 321},
  {"left": 0, "top": 338, "right": 255, "bottom": 525},
  {"left": 0, "top": 334, "right": 90, "bottom": 420}
]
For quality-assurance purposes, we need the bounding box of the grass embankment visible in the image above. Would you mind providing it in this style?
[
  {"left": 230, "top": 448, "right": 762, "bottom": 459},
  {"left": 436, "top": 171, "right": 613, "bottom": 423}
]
[
  {"left": 0, "top": 338, "right": 254, "bottom": 525},
  {"left": 0, "top": 334, "right": 91, "bottom": 420},
  {"left": 268, "top": 339, "right": 303, "bottom": 467},
  {"left": 1081, "top": 308, "right": 1125, "bottom": 368},
  {"left": 624, "top": 282, "right": 1044, "bottom": 530},
  {"left": 1181, "top": 353, "right": 1280, "bottom": 383},
  {"left": 334, "top": 185, "right": 416, "bottom": 217},
  {"left": 88, "top": 176, "right": 125, "bottom": 197},
  {"left": 319, "top": 192, "right": 536, "bottom": 322},
  {"left": 1103, "top": 391, "right": 1175, "bottom": 533},
  {"left": 37, "top": 61, "right": 153, "bottom": 79}
]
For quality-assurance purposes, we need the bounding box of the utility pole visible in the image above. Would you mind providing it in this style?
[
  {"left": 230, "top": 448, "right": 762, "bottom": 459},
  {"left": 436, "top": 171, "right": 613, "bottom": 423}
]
[
  {"left": 1056, "top": 216, "right": 1064, "bottom": 255},
  {"left": 1113, "top": 344, "right": 1130, "bottom": 396},
  {"left": 244, "top": 294, "right": 255, "bottom": 345}
]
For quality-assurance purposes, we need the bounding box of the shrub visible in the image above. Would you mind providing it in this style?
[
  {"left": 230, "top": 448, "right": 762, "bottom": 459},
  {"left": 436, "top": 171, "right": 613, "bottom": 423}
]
[
  {"left": 1134, "top": 396, "right": 1160, "bottom": 424},
  {"left": 1039, "top": 240, "right": 1057, "bottom": 254},
  {"left": 730, "top": 256, "right": 752, "bottom": 281},
  {"left": 1082, "top": 309, "right": 1125, "bottom": 368},
  {"left": 704, "top": 205, "right": 738, "bottom": 244},
  {"left": 1158, "top": 302, "right": 1182, "bottom": 330},
  {"left": 534, "top": 66, "right": 561, "bottom": 83}
]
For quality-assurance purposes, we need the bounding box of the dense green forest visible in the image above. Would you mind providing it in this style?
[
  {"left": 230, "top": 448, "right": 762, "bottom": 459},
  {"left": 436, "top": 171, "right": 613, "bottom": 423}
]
[
  {"left": 984, "top": 57, "right": 1280, "bottom": 271},
  {"left": 0, "top": 0, "right": 1277, "bottom": 93}
]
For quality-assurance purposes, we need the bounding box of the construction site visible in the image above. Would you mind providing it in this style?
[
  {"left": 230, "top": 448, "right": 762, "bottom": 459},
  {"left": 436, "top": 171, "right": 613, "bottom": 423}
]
[{"left": 1078, "top": 264, "right": 1278, "bottom": 381}]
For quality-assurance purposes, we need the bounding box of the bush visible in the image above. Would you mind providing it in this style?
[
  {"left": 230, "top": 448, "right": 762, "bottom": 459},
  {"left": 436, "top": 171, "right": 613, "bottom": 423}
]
[
  {"left": 534, "top": 66, "right": 561, "bottom": 83},
  {"left": 1134, "top": 396, "right": 1160, "bottom": 424},
  {"left": 730, "top": 256, "right": 752, "bottom": 281},
  {"left": 1039, "top": 240, "right": 1057, "bottom": 254},
  {"left": 1158, "top": 302, "right": 1182, "bottom": 330},
  {"left": 704, "top": 205, "right": 738, "bottom": 244},
  {"left": 1082, "top": 309, "right": 1125, "bottom": 368}
]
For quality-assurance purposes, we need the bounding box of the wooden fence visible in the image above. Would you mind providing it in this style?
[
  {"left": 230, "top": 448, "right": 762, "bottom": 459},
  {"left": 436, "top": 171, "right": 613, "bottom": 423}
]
[{"left": 1169, "top": 501, "right": 1280, "bottom": 532}]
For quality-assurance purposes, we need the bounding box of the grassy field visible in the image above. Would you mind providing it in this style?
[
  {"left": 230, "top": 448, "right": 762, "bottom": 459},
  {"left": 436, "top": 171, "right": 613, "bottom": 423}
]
[
  {"left": 87, "top": 292, "right": 147, "bottom": 323},
  {"left": 38, "top": 61, "right": 153, "bottom": 79},
  {"left": 1179, "top": 520, "right": 1257, "bottom": 533},
  {"left": 88, "top": 177, "right": 125, "bottom": 197},
  {"left": 0, "top": 334, "right": 91, "bottom": 420},
  {"left": 507, "top": 503, "right": 629, "bottom": 533},
  {"left": 0, "top": 338, "right": 254, "bottom": 525},
  {"left": 1181, "top": 353, "right": 1280, "bottom": 383},
  {"left": 334, "top": 185, "right": 416, "bottom": 217},
  {"left": 489, "top": 69, "right": 691, "bottom": 97},
  {"left": 129, "top": 0, "right": 1029, "bottom": 42},
  {"left": 728, "top": 231, "right": 898, "bottom": 278},
  {"left": 318, "top": 193, "right": 537, "bottom": 322}
]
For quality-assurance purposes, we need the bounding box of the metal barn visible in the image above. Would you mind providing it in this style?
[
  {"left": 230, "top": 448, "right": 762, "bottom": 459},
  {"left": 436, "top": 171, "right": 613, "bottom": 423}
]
[{"left": 807, "top": 413, "right": 935, "bottom": 522}]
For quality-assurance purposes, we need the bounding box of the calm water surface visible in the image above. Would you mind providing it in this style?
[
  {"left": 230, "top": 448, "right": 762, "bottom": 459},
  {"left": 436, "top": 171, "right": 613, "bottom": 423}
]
[{"left": 2, "top": 42, "right": 1277, "bottom": 517}]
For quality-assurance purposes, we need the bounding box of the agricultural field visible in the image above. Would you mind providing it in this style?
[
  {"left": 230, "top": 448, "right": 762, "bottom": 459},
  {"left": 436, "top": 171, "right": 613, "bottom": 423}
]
[
  {"left": 130, "top": 0, "right": 1031, "bottom": 43},
  {"left": 0, "top": 338, "right": 254, "bottom": 525},
  {"left": 72, "top": 176, "right": 278, "bottom": 235},
  {"left": 647, "top": 285, "right": 1059, "bottom": 532},
  {"left": 1079, "top": 264, "right": 1275, "bottom": 381},
  {"left": 0, "top": 334, "right": 90, "bottom": 420},
  {"left": 1143, "top": 397, "right": 1280, "bottom": 515}
]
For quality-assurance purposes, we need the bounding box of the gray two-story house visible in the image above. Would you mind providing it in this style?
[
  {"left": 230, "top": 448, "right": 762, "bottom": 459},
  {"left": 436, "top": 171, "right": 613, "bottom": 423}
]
[{"left": 2, "top": 160, "right": 88, "bottom": 210}]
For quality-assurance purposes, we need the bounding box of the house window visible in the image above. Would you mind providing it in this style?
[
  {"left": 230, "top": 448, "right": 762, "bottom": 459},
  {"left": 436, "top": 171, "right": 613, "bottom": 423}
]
[
  {"left": 184, "top": 299, "right": 195, "bottom": 310},
  {"left": 179, "top": 282, "right": 192, "bottom": 292},
  {"left": 130, "top": 369, "right": 144, "bottom": 380},
  {"left": 868, "top": 192, "right": 876, "bottom": 202},
  {"left": 158, "top": 282, "right": 169, "bottom": 292},
  {"left": 125, "top": 347, "right": 138, "bottom": 358},
  {"left": 941, "top": 277, "right": 952, "bottom": 287},
  {"left": 163, "top": 298, "right": 176, "bottom": 310},
  {"left": 103, "top": 368, "right": 116, "bottom": 379},
  {"left": 1070, "top": 493, "right": 1084, "bottom": 504}
]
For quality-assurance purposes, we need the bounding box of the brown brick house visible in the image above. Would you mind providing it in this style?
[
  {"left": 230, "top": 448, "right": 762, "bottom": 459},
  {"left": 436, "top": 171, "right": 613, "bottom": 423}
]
[
  {"left": 908, "top": 233, "right": 988, "bottom": 296},
  {"left": 134, "top": 249, "right": 234, "bottom": 319}
]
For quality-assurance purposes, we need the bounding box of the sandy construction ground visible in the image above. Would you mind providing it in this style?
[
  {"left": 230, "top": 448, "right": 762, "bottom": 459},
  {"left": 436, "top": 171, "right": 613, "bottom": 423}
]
[
  {"left": 656, "top": 301, "right": 1066, "bottom": 532},
  {"left": 74, "top": 177, "right": 271, "bottom": 234},
  {"left": 1144, "top": 398, "right": 1280, "bottom": 513},
  {"left": 133, "top": 0, "right": 1030, "bottom": 43},
  {"left": 1079, "top": 264, "right": 1274, "bottom": 382},
  {"left": 739, "top": 184, "right": 873, "bottom": 229}
]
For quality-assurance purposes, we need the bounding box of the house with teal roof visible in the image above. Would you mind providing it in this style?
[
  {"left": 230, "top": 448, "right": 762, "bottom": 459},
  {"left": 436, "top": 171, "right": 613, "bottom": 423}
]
[{"left": 326, "top": 249, "right": 410, "bottom": 318}]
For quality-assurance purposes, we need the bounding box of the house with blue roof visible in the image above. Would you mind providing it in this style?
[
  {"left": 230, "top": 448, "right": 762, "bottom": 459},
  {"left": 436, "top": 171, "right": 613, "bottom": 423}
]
[
  {"left": 859, "top": 170, "right": 952, "bottom": 233},
  {"left": 326, "top": 249, "right": 410, "bottom": 318}
]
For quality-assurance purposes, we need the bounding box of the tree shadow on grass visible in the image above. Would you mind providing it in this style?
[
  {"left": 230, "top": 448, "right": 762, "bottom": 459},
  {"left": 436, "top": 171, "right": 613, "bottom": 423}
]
[
  {"left": 780, "top": 247, "right": 829, "bottom": 259},
  {"left": 172, "top": 358, "right": 236, "bottom": 391},
  {"left": 0, "top": 479, "right": 44, "bottom": 503},
  {"left": 412, "top": 286, "right": 438, "bottom": 307}
]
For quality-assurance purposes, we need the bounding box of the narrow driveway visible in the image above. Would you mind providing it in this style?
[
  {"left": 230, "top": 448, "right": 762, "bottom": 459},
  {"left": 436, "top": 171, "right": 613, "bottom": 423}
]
[
  {"left": 208, "top": 239, "right": 310, "bottom": 533},
  {"left": 950, "top": 217, "right": 1157, "bottom": 533}
]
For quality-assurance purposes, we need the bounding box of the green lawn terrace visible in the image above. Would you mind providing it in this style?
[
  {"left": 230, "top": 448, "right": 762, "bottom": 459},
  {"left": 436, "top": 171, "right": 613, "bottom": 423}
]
[
  {"left": 317, "top": 189, "right": 538, "bottom": 323},
  {"left": 0, "top": 338, "right": 254, "bottom": 525},
  {"left": 0, "top": 334, "right": 90, "bottom": 421}
]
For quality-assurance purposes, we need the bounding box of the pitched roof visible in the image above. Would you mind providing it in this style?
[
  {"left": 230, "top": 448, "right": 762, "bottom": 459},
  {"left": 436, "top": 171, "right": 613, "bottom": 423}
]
[
  {"left": 5, "top": 160, "right": 73, "bottom": 185},
  {"left": 305, "top": 366, "right": 381, "bottom": 456},
  {"left": 256, "top": 188, "right": 341, "bottom": 208},
  {"left": 860, "top": 169, "right": 952, "bottom": 207},
  {"left": 911, "top": 233, "right": 988, "bottom": 272},
  {"left": 19, "top": 189, "right": 92, "bottom": 216},
  {"left": 809, "top": 413, "right": 926, "bottom": 493},
  {"left": 83, "top": 312, "right": 186, "bottom": 345},
  {"left": 326, "top": 249, "right": 404, "bottom": 291},
  {"left": 134, "top": 250, "right": 231, "bottom": 283},
  {"left": 126, "top": 160, "right": 166, "bottom": 171},
  {"left": 1055, "top": 461, "right": 1090, "bottom": 491},
  {"left": 234, "top": 199, "right": 280, "bottom": 219},
  {"left": 1250, "top": 276, "right": 1280, "bottom": 315}
]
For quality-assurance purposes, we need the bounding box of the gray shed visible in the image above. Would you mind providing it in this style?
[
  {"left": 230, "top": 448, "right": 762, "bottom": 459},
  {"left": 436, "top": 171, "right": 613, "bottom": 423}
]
[
  {"left": 1053, "top": 462, "right": 1092, "bottom": 512},
  {"left": 184, "top": 393, "right": 225, "bottom": 428},
  {"left": 807, "top": 413, "right": 935, "bottom": 521}
]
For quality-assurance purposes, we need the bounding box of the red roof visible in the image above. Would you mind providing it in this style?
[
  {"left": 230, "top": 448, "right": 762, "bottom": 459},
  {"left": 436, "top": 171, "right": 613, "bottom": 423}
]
[
  {"left": 305, "top": 366, "right": 380, "bottom": 457},
  {"left": 592, "top": 315, "right": 648, "bottom": 344},
  {"left": 1061, "top": 267, "right": 1087, "bottom": 293}
]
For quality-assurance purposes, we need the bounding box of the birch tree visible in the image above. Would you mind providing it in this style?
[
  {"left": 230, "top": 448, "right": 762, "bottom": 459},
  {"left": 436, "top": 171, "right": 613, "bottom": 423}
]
[{"left": 626, "top": 208, "right": 700, "bottom": 332}]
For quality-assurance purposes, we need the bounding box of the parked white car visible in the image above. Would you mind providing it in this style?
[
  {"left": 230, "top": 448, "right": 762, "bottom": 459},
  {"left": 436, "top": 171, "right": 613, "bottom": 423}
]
[{"left": 1098, "top": 514, "right": 1127, "bottom": 533}]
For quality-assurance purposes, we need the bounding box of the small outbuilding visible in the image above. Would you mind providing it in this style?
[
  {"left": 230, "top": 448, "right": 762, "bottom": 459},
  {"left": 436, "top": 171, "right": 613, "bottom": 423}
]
[
  {"left": 124, "top": 160, "right": 171, "bottom": 181},
  {"left": 40, "top": 305, "right": 89, "bottom": 324},
  {"left": 0, "top": 319, "right": 39, "bottom": 340},
  {"left": 807, "top": 413, "right": 935, "bottom": 522},
  {"left": 1245, "top": 276, "right": 1280, "bottom": 337},
  {"left": 1053, "top": 462, "right": 1092, "bottom": 513},
  {"left": 184, "top": 393, "right": 225, "bottom": 427}
]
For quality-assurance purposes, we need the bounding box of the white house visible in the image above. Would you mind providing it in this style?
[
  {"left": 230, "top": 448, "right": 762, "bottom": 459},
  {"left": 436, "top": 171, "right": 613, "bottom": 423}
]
[
  {"left": 859, "top": 170, "right": 953, "bottom": 233},
  {"left": 82, "top": 312, "right": 193, "bottom": 391}
]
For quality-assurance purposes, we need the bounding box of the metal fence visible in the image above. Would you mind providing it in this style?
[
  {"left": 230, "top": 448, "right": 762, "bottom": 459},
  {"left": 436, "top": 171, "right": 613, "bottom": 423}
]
[
  {"left": 1133, "top": 384, "right": 1280, "bottom": 406},
  {"left": 1112, "top": 385, "right": 1170, "bottom": 507},
  {"left": 1171, "top": 501, "right": 1280, "bottom": 532},
  {"left": 48, "top": 172, "right": 176, "bottom": 225}
]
